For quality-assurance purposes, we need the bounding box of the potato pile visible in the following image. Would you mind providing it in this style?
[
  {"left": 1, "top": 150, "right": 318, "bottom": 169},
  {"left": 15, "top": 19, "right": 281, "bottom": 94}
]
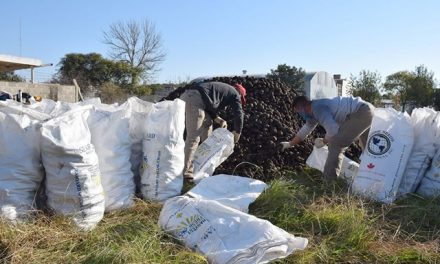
[
  {"left": 211, "top": 76, "right": 362, "bottom": 181},
  {"left": 163, "top": 76, "right": 362, "bottom": 181},
  {"left": 201, "top": 76, "right": 307, "bottom": 179}
]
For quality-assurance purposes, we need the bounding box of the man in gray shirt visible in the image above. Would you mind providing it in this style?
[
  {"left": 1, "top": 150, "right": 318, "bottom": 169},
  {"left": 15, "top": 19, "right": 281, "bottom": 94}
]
[{"left": 280, "top": 95, "right": 374, "bottom": 181}]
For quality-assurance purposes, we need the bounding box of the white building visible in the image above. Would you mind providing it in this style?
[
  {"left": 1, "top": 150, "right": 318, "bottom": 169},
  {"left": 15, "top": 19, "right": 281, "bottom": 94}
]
[
  {"left": 302, "top": 71, "right": 339, "bottom": 99},
  {"left": 333, "top": 74, "right": 350, "bottom": 97}
]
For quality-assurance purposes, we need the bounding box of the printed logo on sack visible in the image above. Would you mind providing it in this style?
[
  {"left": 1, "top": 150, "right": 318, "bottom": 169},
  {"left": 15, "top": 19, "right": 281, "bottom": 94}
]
[
  {"left": 176, "top": 214, "right": 208, "bottom": 238},
  {"left": 367, "top": 131, "right": 392, "bottom": 156}
]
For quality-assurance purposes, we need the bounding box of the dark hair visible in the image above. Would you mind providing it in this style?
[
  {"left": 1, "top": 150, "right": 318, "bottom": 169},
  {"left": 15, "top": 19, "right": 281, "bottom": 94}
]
[
  {"left": 292, "top": 95, "right": 310, "bottom": 108},
  {"left": 159, "top": 86, "right": 187, "bottom": 102}
]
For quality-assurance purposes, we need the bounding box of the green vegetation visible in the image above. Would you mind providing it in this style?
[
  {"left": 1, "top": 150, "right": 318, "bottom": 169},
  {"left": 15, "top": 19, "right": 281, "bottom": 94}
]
[
  {"left": 348, "top": 70, "right": 382, "bottom": 105},
  {"left": 0, "top": 201, "right": 204, "bottom": 264},
  {"left": 267, "top": 64, "right": 306, "bottom": 91},
  {"left": 384, "top": 65, "right": 436, "bottom": 111},
  {"left": 1, "top": 169, "right": 440, "bottom": 263},
  {"left": 55, "top": 53, "right": 141, "bottom": 94},
  {"left": 0, "top": 72, "right": 24, "bottom": 82}
]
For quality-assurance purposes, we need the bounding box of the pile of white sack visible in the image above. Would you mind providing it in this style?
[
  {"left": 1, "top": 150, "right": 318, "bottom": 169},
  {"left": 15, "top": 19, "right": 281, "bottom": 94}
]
[
  {"left": 159, "top": 175, "right": 308, "bottom": 264},
  {"left": 0, "top": 97, "right": 309, "bottom": 262},
  {"left": 307, "top": 107, "right": 440, "bottom": 204},
  {"left": 0, "top": 97, "right": 187, "bottom": 229}
]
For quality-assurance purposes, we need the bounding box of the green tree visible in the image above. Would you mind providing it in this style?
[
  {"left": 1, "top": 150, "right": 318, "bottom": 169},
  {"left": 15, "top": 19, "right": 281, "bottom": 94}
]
[
  {"left": 408, "top": 65, "right": 435, "bottom": 107},
  {"left": 267, "top": 64, "right": 305, "bottom": 90},
  {"left": 347, "top": 70, "right": 382, "bottom": 105},
  {"left": 384, "top": 65, "right": 435, "bottom": 111},
  {"left": 433, "top": 89, "right": 440, "bottom": 111},
  {"left": 98, "top": 82, "right": 127, "bottom": 104},
  {"left": 0, "top": 71, "right": 25, "bottom": 82},
  {"left": 103, "top": 19, "right": 166, "bottom": 85},
  {"left": 383, "top": 71, "right": 412, "bottom": 111},
  {"left": 55, "top": 53, "right": 140, "bottom": 94}
]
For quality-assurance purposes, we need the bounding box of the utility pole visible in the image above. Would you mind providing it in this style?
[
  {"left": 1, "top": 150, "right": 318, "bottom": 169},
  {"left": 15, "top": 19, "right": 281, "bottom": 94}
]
[{"left": 19, "top": 18, "right": 22, "bottom": 56}]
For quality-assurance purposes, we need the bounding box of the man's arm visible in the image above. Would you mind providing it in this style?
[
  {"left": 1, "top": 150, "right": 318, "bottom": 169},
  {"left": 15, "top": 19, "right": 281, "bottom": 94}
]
[
  {"left": 279, "top": 120, "right": 318, "bottom": 151},
  {"left": 230, "top": 98, "right": 244, "bottom": 134},
  {"left": 288, "top": 134, "right": 303, "bottom": 146},
  {"left": 296, "top": 119, "right": 318, "bottom": 141}
]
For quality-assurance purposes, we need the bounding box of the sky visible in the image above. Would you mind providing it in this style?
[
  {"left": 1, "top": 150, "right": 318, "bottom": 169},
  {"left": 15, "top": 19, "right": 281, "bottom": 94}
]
[{"left": 1, "top": 0, "right": 440, "bottom": 84}]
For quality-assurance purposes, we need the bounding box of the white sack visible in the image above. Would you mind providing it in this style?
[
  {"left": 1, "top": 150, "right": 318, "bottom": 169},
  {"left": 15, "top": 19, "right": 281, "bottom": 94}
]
[
  {"left": 306, "top": 146, "right": 359, "bottom": 182},
  {"left": 417, "top": 112, "right": 440, "bottom": 197},
  {"left": 88, "top": 108, "right": 134, "bottom": 211},
  {"left": 159, "top": 196, "right": 308, "bottom": 264},
  {"left": 193, "top": 128, "right": 234, "bottom": 183},
  {"left": 398, "top": 108, "right": 437, "bottom": 195},
  {"left": 0, "top": 100, "right": 21, "bottom": 108},
  {"left": 41, "top": 106, "right": 104, "bottom": 230},
  {"left": 0, "top": 107, "right": 48, "bottom": 221},
  {"left": 48, "top": 98, "right": 105, "bottom": 117},
  {"left": 187, "top": 175, "right": 267, "bottom": 213},
  {"left": 140, "top": 99, "right": 185, "bottom": 202},
  {"left": 120, "top": 97, "right": 154, "bottom": 191},
  {"left": 417, "top": 148, "right": 440, "bottom": 197},
  {"left": 26, "top": 98, "right": 57, "bottom": 115},
  {"left": 49, "top": 100, "right": 74, "bottom": 117},
  {"left": 352, "top": 108, "right": 414, "bottom": 204}
]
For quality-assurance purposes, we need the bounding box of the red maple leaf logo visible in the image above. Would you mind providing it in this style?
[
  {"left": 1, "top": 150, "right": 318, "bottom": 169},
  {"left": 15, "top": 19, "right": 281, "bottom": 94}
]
[{"left": 367, "top": 163, "right": 375, "bottom": 169}]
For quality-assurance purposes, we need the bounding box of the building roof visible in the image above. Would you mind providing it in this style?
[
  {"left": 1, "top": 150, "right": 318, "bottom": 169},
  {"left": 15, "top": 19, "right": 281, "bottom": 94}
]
[
  {"left": 0, "top": 54, "right": 43, "bottom": 72},
  {"left": 304, "top": 72, "right": 317, "bottom": 82}
]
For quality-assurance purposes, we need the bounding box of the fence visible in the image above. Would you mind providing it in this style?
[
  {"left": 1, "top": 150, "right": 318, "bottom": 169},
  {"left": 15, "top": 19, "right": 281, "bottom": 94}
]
[{"left": 0, "top": 81, "right": 77, "bottom": 103}]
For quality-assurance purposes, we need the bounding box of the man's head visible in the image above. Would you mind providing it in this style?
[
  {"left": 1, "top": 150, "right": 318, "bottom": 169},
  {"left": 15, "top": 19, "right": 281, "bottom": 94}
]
[
  {"left": 233, "top": 83, "right": 247, "bottom": 105},
  {"left": 293, "top": 95, "right": 313, "bottom": 120}
]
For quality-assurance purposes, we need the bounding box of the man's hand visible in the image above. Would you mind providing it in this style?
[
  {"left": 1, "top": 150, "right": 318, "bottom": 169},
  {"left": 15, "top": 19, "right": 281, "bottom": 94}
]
[
  {"left": 314, "top": 138, "right": 326, "bottom": 148},
  {"left": 214, "top": 116, "right": 227, "bottom": 129},
  {"left": 278, "top": 141, "right": 292, "bottom": 151},
  {"left": 232, "top": 131, "right": 240, "bottom": 143}
]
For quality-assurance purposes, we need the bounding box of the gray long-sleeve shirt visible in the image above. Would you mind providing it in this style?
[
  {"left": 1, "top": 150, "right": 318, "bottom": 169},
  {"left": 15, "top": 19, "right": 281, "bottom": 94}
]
[
  {"left": 297, "top": 96, "right": 369, "bottom": 141},
  {"left": 190, "top": 82, "right": 244, "bottom": 133}
]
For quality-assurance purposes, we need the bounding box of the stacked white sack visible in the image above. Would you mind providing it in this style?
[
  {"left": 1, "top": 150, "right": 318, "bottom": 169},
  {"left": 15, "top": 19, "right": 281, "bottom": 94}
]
[
  {"left": 159, "top": 196, "right": 308, "bottom": 264},
  {"left": 192, "top": 128, "right": 234, "bottom": 183},
  {"left": 352, "top": 108, "right": 414, "bottom": 204},
  {"left": 398, "top": 108, "right": 437, "bottom": 196},
  {"left": 140, "top": 99, "right": 185, "bottom": 202},
  {"left": 26, "top": 98, "right": 57, "bottom": 115},
  {"left": 41, "top": 106, "right": 104, "bottom": 230},
  {"left": 48, "top": 98, "right": 110, "bottom": 117},
  {"left": 0, "top": 106, "right": 49, "bottom": 222},
  {"left": 417, "top": 112, "right": 440, "bottom": 197},
  {"left": 87, "top": 107, "right": 134, "bottom": 211},
  {"left": 120, "top": 97, "right": 154, "bottom": 192}
]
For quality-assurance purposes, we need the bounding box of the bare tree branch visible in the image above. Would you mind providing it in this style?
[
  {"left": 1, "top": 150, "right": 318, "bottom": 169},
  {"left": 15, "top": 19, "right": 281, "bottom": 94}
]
[{"left": 102, "top": 18, "right": 165, "bottom": 84}]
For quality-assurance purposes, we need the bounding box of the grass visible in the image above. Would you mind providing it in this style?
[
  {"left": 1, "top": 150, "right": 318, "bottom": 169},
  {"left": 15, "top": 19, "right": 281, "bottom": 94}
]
[
  {"left": 1, "top": 168, "right": 440, "bottom": 263},
  {"left": 0, "top": 200, "right": 205, "bottom": 264}
]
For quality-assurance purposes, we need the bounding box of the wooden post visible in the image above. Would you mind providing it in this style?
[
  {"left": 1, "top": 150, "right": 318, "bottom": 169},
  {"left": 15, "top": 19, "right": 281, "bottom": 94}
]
[
  {"left": 72, "top": 79, "right": 84, "bottom": 102},
  {"left": 30, "top": 67, "right": 34, "bottom": 83}
]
